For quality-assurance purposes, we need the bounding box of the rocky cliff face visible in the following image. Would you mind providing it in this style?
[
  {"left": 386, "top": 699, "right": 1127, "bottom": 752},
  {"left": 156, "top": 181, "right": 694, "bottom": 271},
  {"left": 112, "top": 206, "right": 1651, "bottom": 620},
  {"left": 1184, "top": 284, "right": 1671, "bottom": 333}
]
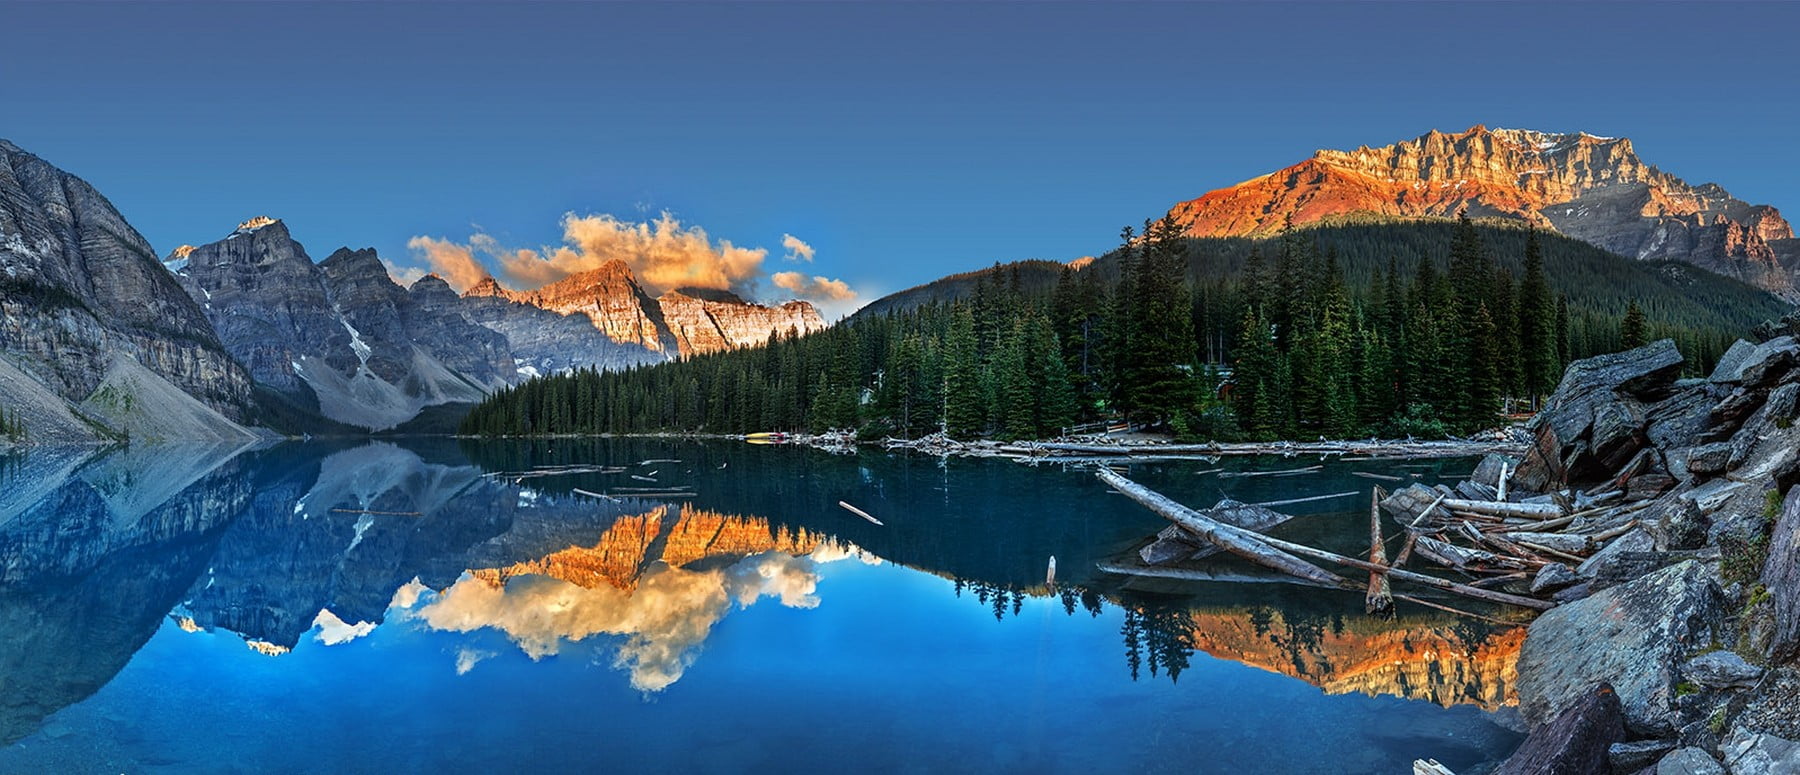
[
  {"left": 1167, "top": 125, "right": 1800, "bottom": 299},
  {"left": 0, "top": 140, "right": 256, "bottom": 435},
  {"left": 659, "top": 288, "right": 825, "bottom": 353},
  {"left": 170, "top": 221, "right": 506, "bottom": 430}
]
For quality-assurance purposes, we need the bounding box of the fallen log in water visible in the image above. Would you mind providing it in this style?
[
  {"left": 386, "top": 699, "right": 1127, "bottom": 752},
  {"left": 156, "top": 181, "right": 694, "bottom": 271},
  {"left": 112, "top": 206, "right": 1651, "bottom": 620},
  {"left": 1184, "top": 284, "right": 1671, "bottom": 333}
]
[
  {"left": 1440, "top": 498, "right": 1565, "bottom": 519},
  {"left": 1097, "top": 468, "right": 1351, "bottom": 589},
  {"left": 1097, "top": 560, "right": 1340, "bottom": 588},
  {"left": 1367, "top": 487, "right": 1393, "bottom": 615},
  {"left": 1217, "top": 465, "right": 1323, "bottom": 479},
  {"left": 839, "top": 501, "right": 884, "bottom": 526},
  {"left": 1250, "top": 490, "right": 1357, "bottom": 508},
  {"left": 1139, "top": 500, "right": 1295, "bottom": 564},
  {"left": 1503, "top": 532, "right": 1592, "bottom": 555},
  {"left": 1352, "top": 471, "right": 1405, "bottom": 482},
  {"left": 1097, "top": 469, "right": 1554, "bottom": 610}
]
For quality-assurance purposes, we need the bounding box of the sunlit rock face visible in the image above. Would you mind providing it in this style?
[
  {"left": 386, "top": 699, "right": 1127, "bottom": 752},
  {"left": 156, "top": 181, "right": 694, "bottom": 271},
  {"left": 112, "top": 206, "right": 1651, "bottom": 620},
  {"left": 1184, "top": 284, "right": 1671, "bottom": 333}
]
[
  {"left": 464, "top": 261, "right": 826, "bottom": 363},
  {"left": 471, "top": 506, "right": 829, "bottom": 591},
  {"left": 1182, "top": 606, "right": 1525, "bottom": 710},
  {"left": 1167, "top": 125, "right": 1800, "bottom": 299},
  {"left": 0, "top": 140, "right": 256, "bottom": 430}
]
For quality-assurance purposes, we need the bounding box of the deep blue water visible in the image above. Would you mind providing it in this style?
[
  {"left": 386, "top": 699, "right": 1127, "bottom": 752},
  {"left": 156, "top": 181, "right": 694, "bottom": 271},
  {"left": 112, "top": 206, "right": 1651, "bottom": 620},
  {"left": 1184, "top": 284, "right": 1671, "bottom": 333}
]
[{"left": 0, "top": 439, "right": 1523, "bottom": 773}]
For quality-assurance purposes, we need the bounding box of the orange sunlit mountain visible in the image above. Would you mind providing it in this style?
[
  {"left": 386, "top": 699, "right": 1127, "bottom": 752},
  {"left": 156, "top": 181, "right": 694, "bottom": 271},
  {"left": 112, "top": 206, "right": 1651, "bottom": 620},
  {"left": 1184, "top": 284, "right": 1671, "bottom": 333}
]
[{"left": 1167, "top": 125, "right": 1798, "bottom": 298}]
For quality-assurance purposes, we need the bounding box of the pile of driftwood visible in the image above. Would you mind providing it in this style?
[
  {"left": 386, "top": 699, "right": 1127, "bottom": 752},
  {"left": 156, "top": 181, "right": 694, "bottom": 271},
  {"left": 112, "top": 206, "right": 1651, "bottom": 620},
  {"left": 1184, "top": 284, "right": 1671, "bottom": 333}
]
[
  {"left": 1099, "top": 444, "right": 1673, "bottom": 617},
  {"left": 876, "top": 431, "right": 1526, "bottom": 464}
]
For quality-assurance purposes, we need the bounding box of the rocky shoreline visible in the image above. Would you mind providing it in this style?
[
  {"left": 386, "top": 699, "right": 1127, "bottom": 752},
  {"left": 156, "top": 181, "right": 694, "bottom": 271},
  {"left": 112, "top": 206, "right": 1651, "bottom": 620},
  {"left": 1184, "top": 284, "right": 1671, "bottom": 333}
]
[{"left": 1414, "top": 315, "right": 1800, "bottom": 773}]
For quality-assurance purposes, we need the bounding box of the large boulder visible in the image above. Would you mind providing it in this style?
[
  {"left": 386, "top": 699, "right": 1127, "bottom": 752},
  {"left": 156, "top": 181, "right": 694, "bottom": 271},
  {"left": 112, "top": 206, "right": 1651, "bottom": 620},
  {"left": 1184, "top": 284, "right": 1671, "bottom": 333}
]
[
  {"left": 1517, "top": 560, "right": 1726, "bottom": 736},
  {"left": 1709, "top": 335, "right": 1798, "bottom": 387},
  {"left": 1725, "top": 383, "right": 1800, "bottom": 485},
  {"left": 1515, "top": 340, "right": 1685, "bottom": 491},
  {"left": 1761, "top": 487, "right": 1800, "bottom": 662},
  {"left": 1493, "top": 683, "right": 1624, "bottom": 775}
]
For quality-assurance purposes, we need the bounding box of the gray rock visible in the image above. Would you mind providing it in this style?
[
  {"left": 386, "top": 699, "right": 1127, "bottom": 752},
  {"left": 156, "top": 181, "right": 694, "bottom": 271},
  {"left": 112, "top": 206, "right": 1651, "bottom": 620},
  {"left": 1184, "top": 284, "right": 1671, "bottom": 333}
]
[
  {"left": 1763, "top": 488, "right": 1800, "bottom": 662},
  {"left": 1516, "top": 340, "right": 1683, "bottom": 489},
  {"left": 1651, "top": 497, "right": 1714, "bottom": 551},
  {"left": 1688, "top": 443, "right": 1735, "bottom": 477},
  {"left": 1710, "top": 335, "right": 1799, "bottom": 387},
  {"left": 1533, "top": 562, "right": 1580, "bottom": 594},
  {"left": 1577, "top": 527, "right": 1659, "bottom": 579},
  {"left": 1612, "top": 739, "right": 1678, "bottom": 772},
  {"left": 1710, "top": 340, "right": 1758, "bottom": 383},
  {"left": 1724, "top": 384, "right": 1800, "bottom": 485},
  {"left": 1517, "top": 561, "right": 1726, "bottom": 736},
  {"left": 1720, "top": 730, "right": 1800, "bottom": 774},
  {"left": 1472, "top": 452, "right": 1518, "bottom": 490},
  {"left": 1656, "top": 747, "right": 1726, "bottom": 775},
  {"left": 1684, "top": 651, "right": 1764, "bottom": 691},
  {"left": 1649, "top": 382, "right": 1733, "bottom": 456},
  {"left": 1493, "top": 683, "right": 1624, "bottom": 775},
  {"left": 1682, "top": 480, "right": 1751, "bottom": 515}
]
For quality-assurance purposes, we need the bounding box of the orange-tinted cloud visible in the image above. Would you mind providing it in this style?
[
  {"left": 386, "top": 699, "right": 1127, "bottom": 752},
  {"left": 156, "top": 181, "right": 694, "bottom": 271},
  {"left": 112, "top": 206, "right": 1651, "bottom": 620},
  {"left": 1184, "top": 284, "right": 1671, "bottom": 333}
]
[
  {"left": 406, "top": 214, "right": 863, "bottom": 314},
  {"left": 771, "top": 271, "right": 857, "bottom": 302},
  {"left": 405, "top": 235, "right": 491, "bottom": 292},
  {"left": 781, "top": 233, "right": 815, "bottom": 262}
]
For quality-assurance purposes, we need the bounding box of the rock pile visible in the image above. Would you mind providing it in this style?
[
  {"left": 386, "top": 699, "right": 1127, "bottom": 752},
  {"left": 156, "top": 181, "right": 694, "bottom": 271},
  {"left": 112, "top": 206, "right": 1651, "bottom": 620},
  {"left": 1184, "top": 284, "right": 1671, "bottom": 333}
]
[{"left": 1422, "top": 318, "right": 1800, "bottom": 774}]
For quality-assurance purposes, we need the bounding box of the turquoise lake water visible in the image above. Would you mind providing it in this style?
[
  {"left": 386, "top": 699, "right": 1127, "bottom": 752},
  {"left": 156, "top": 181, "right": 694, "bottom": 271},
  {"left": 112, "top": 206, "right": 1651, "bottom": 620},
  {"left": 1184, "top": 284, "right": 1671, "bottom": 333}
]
[{"left": 0, "top": 439, "right": 1523, "bottom": 773}]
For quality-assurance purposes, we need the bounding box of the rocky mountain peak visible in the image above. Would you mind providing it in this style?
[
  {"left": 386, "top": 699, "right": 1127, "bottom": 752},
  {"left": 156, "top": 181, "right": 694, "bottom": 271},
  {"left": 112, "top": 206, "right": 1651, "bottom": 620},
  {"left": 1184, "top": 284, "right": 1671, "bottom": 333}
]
[
  {"left": 1168, "top": 125, "right": 1800, "bottom": 299},
  {"left": 319, "top": 246, "right": 384, "bottom": 276},
  {"left": 234, "top": 215, "right": 280, "bottom": 233}
]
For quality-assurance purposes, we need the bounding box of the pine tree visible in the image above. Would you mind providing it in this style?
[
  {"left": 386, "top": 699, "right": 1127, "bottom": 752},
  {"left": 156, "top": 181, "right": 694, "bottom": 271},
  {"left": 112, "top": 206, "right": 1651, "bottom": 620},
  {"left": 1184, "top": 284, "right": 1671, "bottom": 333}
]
[
  {"left": 943, "top": 306, "right": 985, "bottom": 438},
  {"left": 1517, "top": 230, "right": 1559, "bottom": 405},
  {"left": 1621, "top": 301, "right": 1649, "bottom": 350}
]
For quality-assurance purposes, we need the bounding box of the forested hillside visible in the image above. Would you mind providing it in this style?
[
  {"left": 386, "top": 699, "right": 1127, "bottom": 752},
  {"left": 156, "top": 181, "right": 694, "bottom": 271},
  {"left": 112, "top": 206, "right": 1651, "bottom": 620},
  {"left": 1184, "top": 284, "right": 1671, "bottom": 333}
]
[{"left": 462, "top": 215, "right": 1787, "bottom": 441}]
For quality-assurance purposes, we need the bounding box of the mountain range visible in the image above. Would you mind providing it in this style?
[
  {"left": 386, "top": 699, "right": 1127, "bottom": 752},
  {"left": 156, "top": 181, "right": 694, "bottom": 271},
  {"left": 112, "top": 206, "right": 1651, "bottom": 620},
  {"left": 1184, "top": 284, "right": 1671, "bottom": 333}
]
[
  {"left": 1167, "top": 125, "right": 1800, "bottom": 300},
  {"left": 4, "top": 127, "right": 1797, "bottom": 441},
  {"left": 0, "top": 139, "right": 824, "bottom": 437}
]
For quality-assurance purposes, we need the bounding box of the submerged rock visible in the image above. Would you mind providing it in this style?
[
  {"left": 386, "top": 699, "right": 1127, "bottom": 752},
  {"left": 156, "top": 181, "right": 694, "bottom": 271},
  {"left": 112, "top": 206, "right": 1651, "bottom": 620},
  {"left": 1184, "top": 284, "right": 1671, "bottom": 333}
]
[{"left": 1517, "top": 560, "right": 1725, "bottom": 736}]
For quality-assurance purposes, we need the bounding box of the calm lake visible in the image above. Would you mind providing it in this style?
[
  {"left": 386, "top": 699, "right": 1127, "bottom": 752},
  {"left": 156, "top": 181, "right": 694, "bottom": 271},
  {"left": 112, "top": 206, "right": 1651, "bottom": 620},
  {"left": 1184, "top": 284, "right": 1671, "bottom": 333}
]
[{"left": 0, "top": 439, "right": 1525, "bottom": 773}]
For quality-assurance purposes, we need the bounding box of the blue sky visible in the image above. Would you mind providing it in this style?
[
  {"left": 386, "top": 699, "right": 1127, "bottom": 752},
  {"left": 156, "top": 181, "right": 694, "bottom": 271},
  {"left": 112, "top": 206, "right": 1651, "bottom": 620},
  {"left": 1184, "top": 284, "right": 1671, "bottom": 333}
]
[{"left": 4, "top": 2, "right": 1795, "bottom": 315}]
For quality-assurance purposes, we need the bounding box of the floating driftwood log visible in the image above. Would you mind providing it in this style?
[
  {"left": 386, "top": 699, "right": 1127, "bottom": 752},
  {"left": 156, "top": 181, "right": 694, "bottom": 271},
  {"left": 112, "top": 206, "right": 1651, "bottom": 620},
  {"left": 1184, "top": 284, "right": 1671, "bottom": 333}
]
[
  {"left": 1367, "top": 486, "right": 1393, "bottom": 615},
  {"left": 839, "top": 501, "right": 884, "bottom": 526}
]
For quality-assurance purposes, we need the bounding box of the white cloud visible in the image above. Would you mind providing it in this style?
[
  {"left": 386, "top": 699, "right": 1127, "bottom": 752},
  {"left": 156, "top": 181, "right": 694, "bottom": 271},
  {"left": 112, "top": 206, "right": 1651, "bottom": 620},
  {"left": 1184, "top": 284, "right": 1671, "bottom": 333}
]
[
  {"left": 781, "top": 233, "right": 815, "bottom": 262},
  {"left": 455, "top": 647, "right": 496, "bottom": 675},
  {"left": 382, "top": 259, "right": 428, "bottom": 288}
]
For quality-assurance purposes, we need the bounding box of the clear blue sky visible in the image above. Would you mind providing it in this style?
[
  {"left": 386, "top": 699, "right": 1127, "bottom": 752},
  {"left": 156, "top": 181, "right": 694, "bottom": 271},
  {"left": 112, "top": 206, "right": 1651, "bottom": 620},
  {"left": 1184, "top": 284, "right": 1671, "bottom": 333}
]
[{"left": 4, "top": 1, "right": 1795, "bottom": 309}]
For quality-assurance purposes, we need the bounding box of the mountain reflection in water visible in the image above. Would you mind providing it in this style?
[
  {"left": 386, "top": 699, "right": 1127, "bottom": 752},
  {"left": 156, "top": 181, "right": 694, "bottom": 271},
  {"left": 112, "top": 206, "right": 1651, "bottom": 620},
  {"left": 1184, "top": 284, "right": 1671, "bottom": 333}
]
[{"left": 0, "top": 439, "right": 1524, "bottom": 772}]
